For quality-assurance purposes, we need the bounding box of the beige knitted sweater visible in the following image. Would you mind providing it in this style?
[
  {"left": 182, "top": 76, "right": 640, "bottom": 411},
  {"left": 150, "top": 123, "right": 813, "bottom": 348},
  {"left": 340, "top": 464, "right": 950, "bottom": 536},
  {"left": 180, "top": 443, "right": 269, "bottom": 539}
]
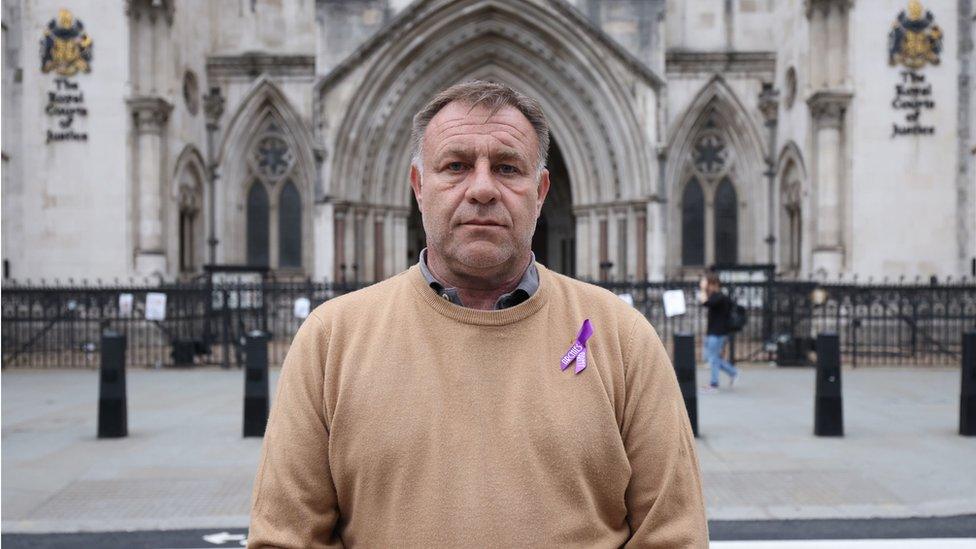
[{"left": 248, "top": 264, "right": 708, "bottom": 548}]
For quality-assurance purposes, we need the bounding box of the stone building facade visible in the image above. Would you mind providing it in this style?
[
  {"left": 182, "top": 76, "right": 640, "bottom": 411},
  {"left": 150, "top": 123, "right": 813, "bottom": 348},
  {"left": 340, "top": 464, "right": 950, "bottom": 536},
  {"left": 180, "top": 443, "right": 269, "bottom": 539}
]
[{"left": 2, "top": 0, "right": 974, "bottom": 282}]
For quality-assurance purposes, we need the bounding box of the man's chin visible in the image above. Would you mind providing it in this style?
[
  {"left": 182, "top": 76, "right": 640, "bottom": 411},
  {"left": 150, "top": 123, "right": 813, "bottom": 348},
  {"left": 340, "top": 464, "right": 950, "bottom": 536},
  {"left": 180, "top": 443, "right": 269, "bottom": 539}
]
[{"left": 450, "top": 243, "right": 515, "bottom": 272}]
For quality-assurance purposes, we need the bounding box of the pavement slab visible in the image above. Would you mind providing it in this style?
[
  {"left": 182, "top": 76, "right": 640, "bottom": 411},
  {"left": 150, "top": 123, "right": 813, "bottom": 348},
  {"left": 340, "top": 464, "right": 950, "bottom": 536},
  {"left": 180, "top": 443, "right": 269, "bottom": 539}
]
[{"left": 1, "top": 364, "right": 974, "bottom": 533}]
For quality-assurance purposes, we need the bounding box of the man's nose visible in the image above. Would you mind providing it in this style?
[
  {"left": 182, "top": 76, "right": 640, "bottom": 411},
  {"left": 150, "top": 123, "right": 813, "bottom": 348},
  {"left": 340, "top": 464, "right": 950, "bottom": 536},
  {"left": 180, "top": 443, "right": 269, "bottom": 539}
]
[{"left": 465, "top": 161, "right": 500, "bottom": 204}]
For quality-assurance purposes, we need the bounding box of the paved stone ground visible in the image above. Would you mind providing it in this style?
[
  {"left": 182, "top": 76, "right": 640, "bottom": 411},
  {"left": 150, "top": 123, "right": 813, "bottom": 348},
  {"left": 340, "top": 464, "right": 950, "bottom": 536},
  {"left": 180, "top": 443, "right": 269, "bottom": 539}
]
[
  {"left": 2, "top": 364, "right": 974, "bottom": 533},
  {"left": 697, "top": 364, "right": 975, "bottom": 520}
]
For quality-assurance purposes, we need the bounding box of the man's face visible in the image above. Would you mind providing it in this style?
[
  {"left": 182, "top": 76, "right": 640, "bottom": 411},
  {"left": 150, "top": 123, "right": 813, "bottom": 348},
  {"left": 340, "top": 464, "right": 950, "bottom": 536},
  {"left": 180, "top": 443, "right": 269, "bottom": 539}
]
[{"left": 410, "top": 101, "right": 550, "bottom": 277}]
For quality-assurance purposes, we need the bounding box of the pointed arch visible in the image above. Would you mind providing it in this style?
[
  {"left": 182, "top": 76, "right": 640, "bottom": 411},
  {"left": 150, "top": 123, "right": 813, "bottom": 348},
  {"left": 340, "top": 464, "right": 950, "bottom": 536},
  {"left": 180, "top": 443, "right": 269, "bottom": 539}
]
[
  {"left": 777, "top": 141, "right": 809, "bottom": 276},
  {"left": 665, "top": 76, "right": 766, "bottom": 271},
  {"left": 317, "top": 0, "right": 660, "bottom": 210},
  {"left": 218, "top": 76, "right": 315, "bottom": 271},
  {"left": 169, "top": 144, "right": 208, "bottom": 274},
  {"left": 171, "top": 145, "right": 207, "bottom": 200},
  {"left": 777, "top": 140, "right": 807, "bottom": 182}
]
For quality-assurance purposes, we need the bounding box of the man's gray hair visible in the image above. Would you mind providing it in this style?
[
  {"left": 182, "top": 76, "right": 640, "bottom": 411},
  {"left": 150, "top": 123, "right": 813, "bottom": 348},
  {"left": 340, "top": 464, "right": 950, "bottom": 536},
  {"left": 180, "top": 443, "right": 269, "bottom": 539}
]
[{"left": 410, "top": 80, "right": 551, "bottom": 174}]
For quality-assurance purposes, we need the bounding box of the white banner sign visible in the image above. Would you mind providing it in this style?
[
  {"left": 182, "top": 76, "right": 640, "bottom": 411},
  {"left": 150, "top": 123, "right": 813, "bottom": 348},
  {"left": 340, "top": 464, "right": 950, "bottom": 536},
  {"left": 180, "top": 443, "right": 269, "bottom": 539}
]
[
  {"left": 293, "top": 297, "right": 311, "bottom": 319},
  {"left": 118, "top": 293, "right": 133, "bottom": 317},
  {"left": 663, "top": 289, "right": 687, "bottom": 318},
  {"left": 145, "top": 292, "right": 167, "bottom": 321}
]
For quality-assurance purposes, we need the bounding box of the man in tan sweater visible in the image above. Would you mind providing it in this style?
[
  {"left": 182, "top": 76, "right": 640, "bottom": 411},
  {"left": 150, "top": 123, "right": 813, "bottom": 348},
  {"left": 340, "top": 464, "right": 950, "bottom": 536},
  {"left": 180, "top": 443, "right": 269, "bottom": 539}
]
[{"left": 248, "top": 81, "right": 708, "bottom": 547}]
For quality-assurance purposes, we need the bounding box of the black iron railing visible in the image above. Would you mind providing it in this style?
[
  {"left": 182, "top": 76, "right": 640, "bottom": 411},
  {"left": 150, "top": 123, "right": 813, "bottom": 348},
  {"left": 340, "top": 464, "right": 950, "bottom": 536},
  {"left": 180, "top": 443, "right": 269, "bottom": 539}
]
[{"left": 3, "top": 277, "right": 975, "bottom": 368}]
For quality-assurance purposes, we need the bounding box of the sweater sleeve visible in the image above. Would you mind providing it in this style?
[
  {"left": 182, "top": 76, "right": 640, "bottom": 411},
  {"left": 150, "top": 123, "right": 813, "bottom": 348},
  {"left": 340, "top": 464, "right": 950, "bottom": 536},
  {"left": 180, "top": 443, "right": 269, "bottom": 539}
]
[
  {"left": 621, "top": 314, "right": 709, "bottom": 548},
  {"left": 247, "top": 312, "right": 343, "bottom": 549}
]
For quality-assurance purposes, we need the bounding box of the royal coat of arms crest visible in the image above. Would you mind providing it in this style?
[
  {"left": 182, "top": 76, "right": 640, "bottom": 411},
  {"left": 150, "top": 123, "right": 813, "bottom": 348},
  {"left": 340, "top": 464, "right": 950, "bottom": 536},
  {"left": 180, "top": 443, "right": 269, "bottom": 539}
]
[
  {"left": 40, "top": 9, "right": 93, "bottom": 76},
  {"left": 888, "top": 0, "right": 942, "bottom": 69}
]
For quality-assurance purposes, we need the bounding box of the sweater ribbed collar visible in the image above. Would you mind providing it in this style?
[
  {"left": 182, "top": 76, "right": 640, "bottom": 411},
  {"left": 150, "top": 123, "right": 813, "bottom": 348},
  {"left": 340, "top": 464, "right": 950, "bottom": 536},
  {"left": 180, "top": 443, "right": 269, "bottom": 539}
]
[{"left": 407, "top": 262, "right": 550, "bottom": 326}]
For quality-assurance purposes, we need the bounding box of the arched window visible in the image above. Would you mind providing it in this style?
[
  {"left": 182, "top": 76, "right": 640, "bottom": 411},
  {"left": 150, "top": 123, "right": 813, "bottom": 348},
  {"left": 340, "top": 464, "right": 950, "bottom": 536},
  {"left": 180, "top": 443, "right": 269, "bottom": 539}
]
[
  {"left": 243, "top": 118, "right": 306, "bottom": 272},
  {"left": 714, "top": 177, "right": 738, "bottom": 265},
  {"left": 278, "top": 180, "right": 302, "bottom": 268},
  {"left": 681, "top": 178, "right": 705, "bottom": 266},
  {"left": 247, "top": 182, "right": 270, "bottom": 267},
  {"left": 177, "top": 183, "right": 202, "bottom": 273},
  {"left": 780, "top": 172, "right": 803, "bottom": 274}
]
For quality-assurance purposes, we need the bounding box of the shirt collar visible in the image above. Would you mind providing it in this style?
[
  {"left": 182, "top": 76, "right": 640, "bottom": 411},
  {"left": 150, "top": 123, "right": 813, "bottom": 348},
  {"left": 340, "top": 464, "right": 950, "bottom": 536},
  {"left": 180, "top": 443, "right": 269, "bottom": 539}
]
[{"left": 418, "top": 248, "right": 539, "bottom": 310}]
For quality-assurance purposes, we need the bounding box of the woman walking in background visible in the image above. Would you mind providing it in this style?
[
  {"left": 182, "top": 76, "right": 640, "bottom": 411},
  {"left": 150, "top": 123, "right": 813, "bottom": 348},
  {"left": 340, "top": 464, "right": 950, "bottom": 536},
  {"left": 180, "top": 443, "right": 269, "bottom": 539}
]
[{"left": 699, "top": 272, "right": 739, "bottom": 393}]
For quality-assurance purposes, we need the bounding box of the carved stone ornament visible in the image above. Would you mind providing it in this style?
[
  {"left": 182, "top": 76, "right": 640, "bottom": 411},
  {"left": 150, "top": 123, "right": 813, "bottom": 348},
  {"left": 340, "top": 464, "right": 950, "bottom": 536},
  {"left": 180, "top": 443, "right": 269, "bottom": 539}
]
[
  {"left": 203, "top": 87, "right": 225, "bottom": 128},
  {"left": 127, "top": 96, "right": 174, "bottom": 132},
  {"left": 252, "top": 134, "right": 295, "bottom": 182},
  {"left": 692, "top": 130, "right": 729, "bottom": 178},
  {"left": 40, "top": 9, "right": 93, "bottom": 76},
  {"left": 758, "top": 86, "right": 780, "bottom": 123},
  {"left": 178, "top": 183, "right": 200, "bottom": 212},
  {"left": 807, "top": 91, "right": 852, "bottom": 128},
  {"left": 888, "top": 0, "right": 943, "bottom": 69}
]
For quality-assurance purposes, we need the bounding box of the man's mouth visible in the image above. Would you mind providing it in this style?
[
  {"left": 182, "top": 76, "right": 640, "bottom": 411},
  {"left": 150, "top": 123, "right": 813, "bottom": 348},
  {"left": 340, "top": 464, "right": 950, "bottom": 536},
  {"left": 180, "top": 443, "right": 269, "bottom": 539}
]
[{"left": 461, "top": 220, "right": 505, "bottom": 227}]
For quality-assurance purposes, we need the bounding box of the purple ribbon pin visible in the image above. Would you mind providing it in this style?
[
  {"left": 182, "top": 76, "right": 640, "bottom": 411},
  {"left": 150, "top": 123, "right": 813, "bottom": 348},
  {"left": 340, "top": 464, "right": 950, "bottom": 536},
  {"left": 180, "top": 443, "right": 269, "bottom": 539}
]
[{"left": 560, "top": 319, "right": 593, "bottom": 374}]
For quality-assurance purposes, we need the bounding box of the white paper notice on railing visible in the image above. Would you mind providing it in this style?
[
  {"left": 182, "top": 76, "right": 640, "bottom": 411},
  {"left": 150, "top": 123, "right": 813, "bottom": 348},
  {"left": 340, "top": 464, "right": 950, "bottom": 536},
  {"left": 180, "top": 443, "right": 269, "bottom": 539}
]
[
  {"left": 617, "top": 293, "right": 634, "bottom": 307},
  {"left": 293, "top": 297, "right": 311, "bottom": 319},
  {"left": 663, "top": 289, "right": 686, "bottom": 318},
  {"left": 118, "top": 293, "right": 133, "bottom": 317},
  {"left": 145, "top": 292, "right": 167, "bottom": 321}
]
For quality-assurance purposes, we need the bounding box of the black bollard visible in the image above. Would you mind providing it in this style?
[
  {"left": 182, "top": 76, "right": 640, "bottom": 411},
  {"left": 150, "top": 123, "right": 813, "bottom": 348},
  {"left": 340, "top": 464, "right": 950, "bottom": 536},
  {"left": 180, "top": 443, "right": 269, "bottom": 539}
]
[
  {"left": 98, "top": 330, "right": 128, "bottom": 438},
  {"left": 243, "top": 330, "right": 270, "bottom": 437},
  {"left": 961, "top": 331, "right": 976, "bottom": 436},
  {"left": 673, "top": 333, "right": 699, "bottom": 437},
  {"left": 814, "top": 332, "right": 843, "bottom": 437}
]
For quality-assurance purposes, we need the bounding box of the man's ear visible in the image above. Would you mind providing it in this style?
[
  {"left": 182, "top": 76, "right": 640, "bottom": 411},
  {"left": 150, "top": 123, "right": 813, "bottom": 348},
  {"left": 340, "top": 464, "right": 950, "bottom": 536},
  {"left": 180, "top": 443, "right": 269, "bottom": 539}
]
[
  {"left": 409, "top": 164, "right": 423, "bottom": 209},
  {"left": 535, "top": 169, "right": 551, "bottom": 217}
]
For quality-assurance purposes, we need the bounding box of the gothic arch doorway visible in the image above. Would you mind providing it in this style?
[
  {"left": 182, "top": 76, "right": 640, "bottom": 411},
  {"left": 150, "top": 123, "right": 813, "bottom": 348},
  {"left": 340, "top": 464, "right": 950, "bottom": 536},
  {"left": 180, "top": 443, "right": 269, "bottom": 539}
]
[
  {"left": 407, "top": 197, "right": 424, "bottom": 268},
  {"left": 533, "top": 138, "right": 574, "bottom": 276},
  {"left": 316, "top": 0, "right": 662, "bottom": 281}
]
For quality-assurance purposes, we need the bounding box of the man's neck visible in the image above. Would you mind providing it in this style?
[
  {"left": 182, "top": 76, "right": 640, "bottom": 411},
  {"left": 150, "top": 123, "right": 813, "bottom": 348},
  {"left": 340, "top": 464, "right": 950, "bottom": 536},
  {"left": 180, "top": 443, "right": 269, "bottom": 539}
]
[{"left": 426, "top": 252, "right": 531, "bottom": 311}]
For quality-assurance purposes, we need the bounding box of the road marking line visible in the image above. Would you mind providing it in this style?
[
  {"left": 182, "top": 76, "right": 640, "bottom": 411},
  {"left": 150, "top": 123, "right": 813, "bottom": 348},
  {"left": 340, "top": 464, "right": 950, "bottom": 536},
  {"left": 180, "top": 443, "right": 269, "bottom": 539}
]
[{"left": 711, "top": 539, "right": 976, "bottom": 548}]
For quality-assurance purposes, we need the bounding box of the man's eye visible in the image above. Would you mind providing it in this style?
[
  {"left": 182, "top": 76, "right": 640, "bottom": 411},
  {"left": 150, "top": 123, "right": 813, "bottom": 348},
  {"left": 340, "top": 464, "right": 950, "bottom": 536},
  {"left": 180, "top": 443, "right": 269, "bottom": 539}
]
[
  {"left": 497, "top": 164, "right": 519, "bottom": 175},
  {"left": 447, "top": 162, "right": 465, "bottom": 172}
]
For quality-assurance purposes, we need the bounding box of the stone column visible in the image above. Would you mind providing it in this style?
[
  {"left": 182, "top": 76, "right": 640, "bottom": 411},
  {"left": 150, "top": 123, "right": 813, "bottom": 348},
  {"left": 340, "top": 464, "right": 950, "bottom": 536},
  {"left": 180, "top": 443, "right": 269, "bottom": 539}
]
[
  {"left": 808, "top": 91, "right": 851, "bottom": 276},
  {"left": 635, "top": 206, "right": 647, "bottom": 281},
  {"left": 381, "top": 209, "right": 395, "bottom": 277},
  {"left": 650, "top": 201, "right": 667, "bottom": 280},
  {"left": 826, "top": 2, "right": 846, "bottom": 87},
  {"left": 351, "top": 209, "right": 364, "bottom": 283},
  {"left": 392, "top": 209, "right": 409, "bottom": 274},
  {"left": 615, "top": 206, "right": 629, "bottom": 280},
  {"left": 314, "top": 200, "right": 334, "bottom": 281},
  {"left": 808, "top": 3, "right": 829, "bottom": 89},
  {"left": 606, "top": 208, "right": 619, "bottom": 281},
  {"left": 758, "top": 85, "right": 780, "bottom": 265},
  {"left": 128, "top": 97, "right": 173, "bottom": 275},
  {"left": 362, "top": 210, "right": 375, "bottom": 282},
  {"left": 598, "top": 212, "right": 609, "bottom": 282},
  {"left": 333, "top": 206, "right": 347, "bottom": 282},
  {"left": 373, "top": 212, "right": 385, "bottom": 282},
  {"left": 575, "top": 209, "right": 591, "bottom": 280},
  {"left": 139, "top": 15, "right": 153, "bottom": 94}
]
